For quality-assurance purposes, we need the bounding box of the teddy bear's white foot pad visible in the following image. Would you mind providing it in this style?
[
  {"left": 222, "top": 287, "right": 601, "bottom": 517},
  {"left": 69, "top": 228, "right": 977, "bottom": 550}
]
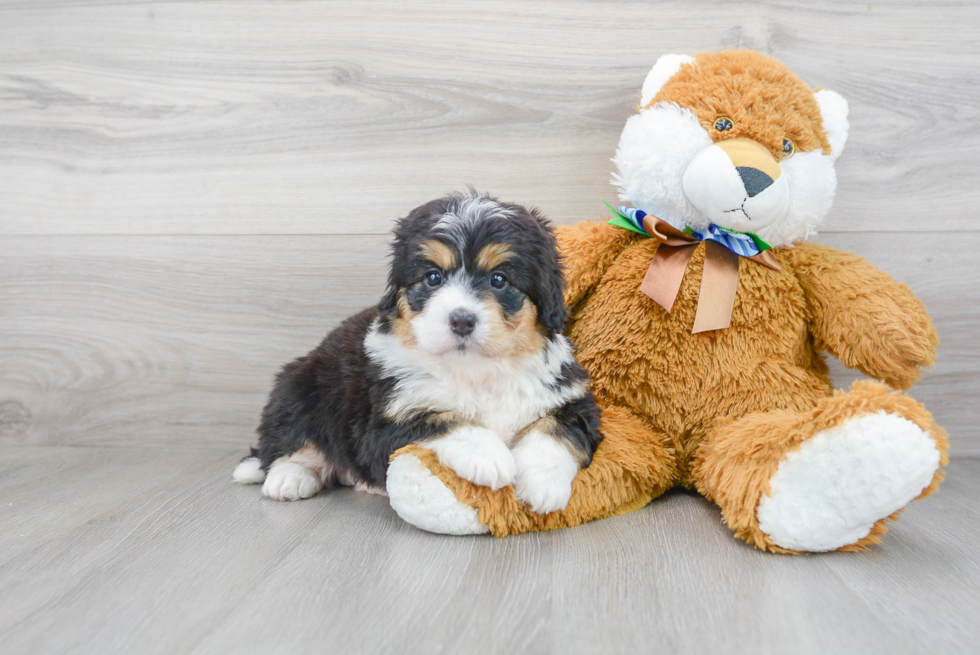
[
  {"left": 757, "top": 411, "right": 940, "bottom": 552},
  {"left": 387, "top": 454, "right": 489, "bottom": 535}
]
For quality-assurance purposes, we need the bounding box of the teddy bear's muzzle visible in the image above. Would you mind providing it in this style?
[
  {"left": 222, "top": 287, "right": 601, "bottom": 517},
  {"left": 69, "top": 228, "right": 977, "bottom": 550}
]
[{"left": 682, "top": 137, "right": 789, "bottom": 233}]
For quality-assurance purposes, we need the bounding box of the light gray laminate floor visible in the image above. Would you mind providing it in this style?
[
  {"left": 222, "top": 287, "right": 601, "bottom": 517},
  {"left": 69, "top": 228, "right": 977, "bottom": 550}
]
[{"left": 0, "top": 447, "right": 977, "bottom": 654}]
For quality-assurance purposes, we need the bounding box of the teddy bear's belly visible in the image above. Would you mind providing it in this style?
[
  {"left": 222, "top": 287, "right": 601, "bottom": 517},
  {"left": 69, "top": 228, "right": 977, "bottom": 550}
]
[{"left": 567, "top": 241, "right": 832, "bottom": 480}]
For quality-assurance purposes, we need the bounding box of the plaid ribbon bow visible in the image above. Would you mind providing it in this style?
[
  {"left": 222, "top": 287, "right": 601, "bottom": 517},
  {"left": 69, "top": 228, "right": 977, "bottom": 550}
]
[
  {"left": 605, "top": 202, "right": 781, "bottom": 333},
  {"left": 613, "top": 205, "right": 771, "bottom": 257}
]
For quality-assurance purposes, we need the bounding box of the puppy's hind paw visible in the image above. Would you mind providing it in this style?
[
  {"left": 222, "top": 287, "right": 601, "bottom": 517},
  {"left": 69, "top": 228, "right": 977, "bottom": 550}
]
[
  {"left": 233, "top": 456, "right": 266, "bottom": 484},
  {"left": 262, "top": 461, "right": 323, "bottom": 501},
  {"left": 425, "top": 426, "right": 515, "bottom": 490}
]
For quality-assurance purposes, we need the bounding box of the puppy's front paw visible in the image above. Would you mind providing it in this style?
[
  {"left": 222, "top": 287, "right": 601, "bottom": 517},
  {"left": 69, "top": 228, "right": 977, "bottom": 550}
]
[
  {"left": 425, "top": 426, "right": 515, "bottom": 490},
  {"left": 512, "top": 431, "right": 580, "bottom": 514},
  {"left": 262, "top": 461, "right": 323, "bottom": 501}
]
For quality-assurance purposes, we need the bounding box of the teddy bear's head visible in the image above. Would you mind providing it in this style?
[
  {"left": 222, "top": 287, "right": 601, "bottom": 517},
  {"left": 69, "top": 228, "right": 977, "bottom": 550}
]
[{"left": 612, "top": 49, "right": 849, "bottom": 247}]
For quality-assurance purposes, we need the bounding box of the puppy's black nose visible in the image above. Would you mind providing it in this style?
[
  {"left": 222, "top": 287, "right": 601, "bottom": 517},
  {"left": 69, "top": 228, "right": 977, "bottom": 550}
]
[{"left": 449, "top": 309, "right": 477, "bottom": 336}]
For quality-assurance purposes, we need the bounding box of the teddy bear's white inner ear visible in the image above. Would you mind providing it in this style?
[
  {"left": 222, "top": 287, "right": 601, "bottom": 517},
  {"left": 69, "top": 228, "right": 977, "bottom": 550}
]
[
  {"left": 640, "top": 54, "right": 695, "bottom": 108},
  {"left": 815, "top": 89, "right": 849, "bottom": 160}
]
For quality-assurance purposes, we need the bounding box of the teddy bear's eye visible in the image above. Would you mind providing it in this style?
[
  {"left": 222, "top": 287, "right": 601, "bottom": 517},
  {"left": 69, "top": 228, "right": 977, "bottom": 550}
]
[
  {"left": 713, "top": 117, "right": 733, "bottom": 132},
  {"left": 782, "top": 138, "right": 795, "bottom": 157}
]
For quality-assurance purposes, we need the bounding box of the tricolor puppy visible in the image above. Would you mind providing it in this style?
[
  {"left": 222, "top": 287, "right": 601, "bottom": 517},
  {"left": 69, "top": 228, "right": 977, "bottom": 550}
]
[{"left": 233, "top": 192, "right": 602, "bottom": 515}]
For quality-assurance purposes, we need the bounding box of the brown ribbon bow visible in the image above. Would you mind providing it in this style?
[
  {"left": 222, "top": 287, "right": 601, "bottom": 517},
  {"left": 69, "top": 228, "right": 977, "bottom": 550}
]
[{"left": 637, "top": 216, "right": 781, "bottom": 333}]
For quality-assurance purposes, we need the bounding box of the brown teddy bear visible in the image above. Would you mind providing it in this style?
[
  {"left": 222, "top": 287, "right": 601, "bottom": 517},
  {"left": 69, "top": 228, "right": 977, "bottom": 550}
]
[{"left": 385, "top": 49, "right": 948, "bottom": 553}]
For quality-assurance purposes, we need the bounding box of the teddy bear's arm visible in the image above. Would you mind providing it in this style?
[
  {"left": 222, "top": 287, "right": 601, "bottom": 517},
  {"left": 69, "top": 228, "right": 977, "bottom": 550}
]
[
  {"left": 556, "top": 220, "right": 636, "bottom": 308},
  {"left": 782, "top": 242, "right": 938, "bottom": 390}
]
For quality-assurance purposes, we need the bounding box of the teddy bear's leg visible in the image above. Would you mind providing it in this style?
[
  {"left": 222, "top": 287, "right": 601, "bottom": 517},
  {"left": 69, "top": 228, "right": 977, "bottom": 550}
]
[
  {"left": 693, "top": 381, "right": 948, "bottom": 553},
  {"left": 386, "top": 405, "right": 678, "bottom": 536}
]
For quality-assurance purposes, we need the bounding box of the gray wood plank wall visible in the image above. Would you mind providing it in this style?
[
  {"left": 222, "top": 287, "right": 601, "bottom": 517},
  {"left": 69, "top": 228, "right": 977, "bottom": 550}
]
[{"left": 2, "top": 1, "right": 978, "bottom": 454}]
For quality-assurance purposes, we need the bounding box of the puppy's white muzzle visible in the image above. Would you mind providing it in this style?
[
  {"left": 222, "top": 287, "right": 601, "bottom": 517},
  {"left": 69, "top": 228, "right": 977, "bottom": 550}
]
[
  {"left": 682, "top": 137, "right": 789, "bottom": 233},
  {"left": 411, "top": 282, "right": 488, "bottom": 356}
]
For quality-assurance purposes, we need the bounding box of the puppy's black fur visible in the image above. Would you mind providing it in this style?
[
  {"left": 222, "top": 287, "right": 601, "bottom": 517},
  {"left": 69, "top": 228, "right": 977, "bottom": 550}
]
[
  {"left": 246, "top": 192, "right": 602, "bottom": 493},
  {"left": 255, "top": 306, "right": 396, "bottom": 487}
]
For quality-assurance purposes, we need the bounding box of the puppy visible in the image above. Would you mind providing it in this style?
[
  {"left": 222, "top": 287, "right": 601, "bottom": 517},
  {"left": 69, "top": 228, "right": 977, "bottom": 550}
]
[{"left": 233, "top": 191, "right": 602, "bottom": 514}]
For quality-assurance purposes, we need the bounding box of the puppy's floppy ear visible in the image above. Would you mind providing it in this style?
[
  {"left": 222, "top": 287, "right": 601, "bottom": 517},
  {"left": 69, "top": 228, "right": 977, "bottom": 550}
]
[
  {"left": 378, "top": 212, "right": 414, "bottom": 316},
  {"left": 538, "top": 256, "right": 568, "bottom": 336},
  {"left": 378, "top": 284, "right": 399, "bottom": 316},
  {"left": 379, "top": 199, "right": 445, "bottom": 316},
  {"left": 378, "top": 237, "right": 404, "bottom": 316},
  {"left": 525, "top": 207, "right": 568, "bottom": 336}
]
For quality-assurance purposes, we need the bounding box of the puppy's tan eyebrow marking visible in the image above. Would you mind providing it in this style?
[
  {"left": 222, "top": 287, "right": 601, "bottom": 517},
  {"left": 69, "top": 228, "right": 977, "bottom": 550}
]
[
  {"left": 475, "top": 242, "right": 514, "bottom": 271},
  {"left": 419, "top": 239, "right": 458, "bottom": 270}
]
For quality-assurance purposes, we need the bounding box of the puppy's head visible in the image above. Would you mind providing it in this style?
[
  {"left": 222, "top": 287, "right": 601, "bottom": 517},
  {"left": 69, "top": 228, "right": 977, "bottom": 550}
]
[{"left": 378, "top": 191, "right": 565, "bottom": 358}]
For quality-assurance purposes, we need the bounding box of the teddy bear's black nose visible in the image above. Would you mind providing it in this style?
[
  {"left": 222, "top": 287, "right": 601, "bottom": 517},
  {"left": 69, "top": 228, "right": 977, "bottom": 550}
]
[{"left": 736, "top": 166, "right": 775, "bottom": 198}]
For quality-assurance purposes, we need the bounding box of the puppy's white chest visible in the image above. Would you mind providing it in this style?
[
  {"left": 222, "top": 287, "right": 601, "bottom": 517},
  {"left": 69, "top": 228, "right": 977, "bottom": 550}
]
[
  {"left": 427, "top": 368, "right": 553, "bottom": 442},
  {"left": 366, "top": 329, "right": 583, "bottom": 442}
]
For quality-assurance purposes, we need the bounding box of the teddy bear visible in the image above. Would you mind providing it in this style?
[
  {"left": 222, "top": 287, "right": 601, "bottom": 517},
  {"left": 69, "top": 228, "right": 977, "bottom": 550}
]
[{"left": 384, "top": 49, "right": 948, "bottom": 553}]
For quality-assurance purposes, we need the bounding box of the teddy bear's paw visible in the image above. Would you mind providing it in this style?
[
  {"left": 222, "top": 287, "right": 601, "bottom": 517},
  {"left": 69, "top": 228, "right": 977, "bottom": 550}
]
[
  {"left": 424, "top": 426, "right": 516, "bottom": 491},
  {"left": 512, "top": 431, "right": 579, "bottom": 514},
  {"left": 386, "top": 453, "right": 489, "bottom": 535},
  {"left": 757, "top": 411, "right": 941, "bottom": 552},
  {"left": 262, "top": 461, "right": 323, "bottom": 501}
]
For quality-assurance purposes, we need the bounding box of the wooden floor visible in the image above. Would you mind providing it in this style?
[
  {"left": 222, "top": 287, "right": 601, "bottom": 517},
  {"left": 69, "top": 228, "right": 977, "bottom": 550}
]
[{"left": 1, "top": 446, "right": 977, "bottom": 655}]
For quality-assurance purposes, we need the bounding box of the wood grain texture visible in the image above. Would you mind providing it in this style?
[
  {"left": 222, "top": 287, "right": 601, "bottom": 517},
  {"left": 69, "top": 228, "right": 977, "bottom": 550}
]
[
  {"left": 0, "top": 446, "right": 977, "bottom": 654},
  {"left": 0, "top": 3, "right": 977, "bottom": 450},
  {"left": 0, "top": 235, "right": 388, "bottom": 448},
  {"left": 1, "top": 0, "right": 978, "bottom": 235},
  {"left": 1, "top": 231, "right": 976, "bottom": 454}
]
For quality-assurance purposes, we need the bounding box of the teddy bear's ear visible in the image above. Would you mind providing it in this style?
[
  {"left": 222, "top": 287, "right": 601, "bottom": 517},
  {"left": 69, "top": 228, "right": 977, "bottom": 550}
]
[
  {"left": 640, "top": 54, "right": 694, "bottom": 108},
  {"left": 814, "top": 89, "right": 849, "bottom": 160}
]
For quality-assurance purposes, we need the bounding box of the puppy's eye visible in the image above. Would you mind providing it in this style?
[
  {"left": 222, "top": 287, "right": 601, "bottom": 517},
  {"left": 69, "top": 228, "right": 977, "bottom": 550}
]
[
  {"left": 424, "top": 270, "right": 443, "bottom": 287},
  {"left": 489, "top": 272, "right": 508, "bottom": 289},
  {"left": 714, "top": 116, "right": 733, "bottom": 132},
  {"left": 782, "top": 138, "right": 795, "bottom": 157}
]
